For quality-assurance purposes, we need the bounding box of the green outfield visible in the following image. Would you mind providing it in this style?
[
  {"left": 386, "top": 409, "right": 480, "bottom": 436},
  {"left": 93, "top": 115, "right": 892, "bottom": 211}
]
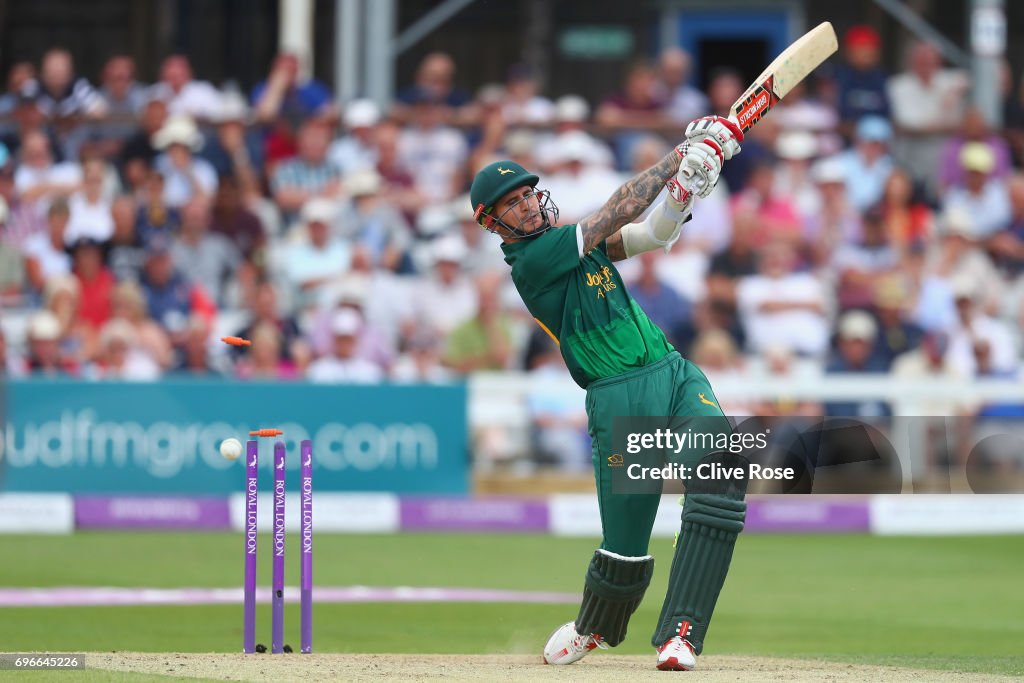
[{"left": 0, "top": 532, "right": 1021, "bottom": 677}]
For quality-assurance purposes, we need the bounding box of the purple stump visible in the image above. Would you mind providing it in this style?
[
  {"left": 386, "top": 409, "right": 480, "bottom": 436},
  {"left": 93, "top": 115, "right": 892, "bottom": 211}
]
[
  {"left": 271, "top": 442, "right": 286, "bottom": 654},
  {"left": 243, "top": 440, "right": 258, "bottom": 654},
  {"left": 300, "top": 439, "right": 313, "bottom": 653}
]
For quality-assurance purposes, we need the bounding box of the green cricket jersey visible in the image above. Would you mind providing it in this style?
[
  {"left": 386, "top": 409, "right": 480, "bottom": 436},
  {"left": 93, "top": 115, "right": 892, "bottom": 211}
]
[{"left": 501, "top": 224, "right": 674, "bottom": 388}]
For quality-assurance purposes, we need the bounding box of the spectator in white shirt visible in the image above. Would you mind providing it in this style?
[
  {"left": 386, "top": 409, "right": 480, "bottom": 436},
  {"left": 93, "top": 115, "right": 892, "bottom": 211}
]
[
  {"left": 534, "top": 95, "right": 615, "bottom": 171},
  {"left": 500, "top": 63, "right": 555, "bottom": 126},
  {"left": 946, "top": 276, "right": 1018, "bottom": 377},
  {"left": 397, "top": 92, "right": 468, "bottom": 202},
  {"left": 839, "top": 116, "right": 895, "bottom": 211},
  {"left": 14, "top": 129, "right": 80, "bottom": 202},
  {"left": 152, "top": 114, "right": 218, "bottom": 208},
  {"left": 417, "top": 236, "right": 477, "bottom": 335},
  {"left": 539, "top": 131, "right": 622, "bottom": 225},
  {"left": 65, "top": 158, "right": 115, "bottom": 245},
  {"left": 656, "top": 47, "right": 709, "bottom": 125},
  {"left": 328, "top": 99, "right": 381, "bottom": 174},
  {"left": 23, "top": 199, "right": 72, "bottom": 292},
  {"left": 887, "top": 41, "right": 968, "bottom": 197},
  {"left": 88, "top": 318, "right": 161, "bottom": 381},
  {"left": 736, "top": 241, "right": 830, "bottom": 356},
  {"left": 307, "top": 308, "right": 384, "bottom": 384},
  {"left": 941, "top": 142, "right": 1011, "bottom": 239},
  {"left": 147, "top": 55, "right": 223, "bottom": 121},
  {"left": 283, "top": 198, "right": 351, "bottom": 309}
]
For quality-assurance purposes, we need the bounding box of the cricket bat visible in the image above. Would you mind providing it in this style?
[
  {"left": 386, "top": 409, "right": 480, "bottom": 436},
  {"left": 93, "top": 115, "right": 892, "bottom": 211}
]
[
  {"left": 729, "top": 21, "right": 838, "bottom": 133},
  {"left": 683, "top": 22, "right": 838, "bottom": 187}
]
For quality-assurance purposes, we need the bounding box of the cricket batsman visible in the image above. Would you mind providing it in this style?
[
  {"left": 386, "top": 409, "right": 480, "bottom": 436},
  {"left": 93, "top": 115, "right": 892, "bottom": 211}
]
[{"left": 469, "top": 115, "right": 746, "bottom": 671}]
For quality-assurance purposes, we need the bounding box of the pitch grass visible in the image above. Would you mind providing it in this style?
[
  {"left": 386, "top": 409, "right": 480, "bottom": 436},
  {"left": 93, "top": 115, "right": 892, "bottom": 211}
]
[{"left": 0, "top": 533, "right": 1021, "bottom": 676}]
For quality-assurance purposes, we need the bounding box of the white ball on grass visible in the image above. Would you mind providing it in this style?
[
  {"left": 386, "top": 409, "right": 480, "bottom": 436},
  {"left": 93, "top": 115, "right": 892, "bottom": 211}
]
[{"left": 220, "top": 437, "right": 243, "bottom": 461}]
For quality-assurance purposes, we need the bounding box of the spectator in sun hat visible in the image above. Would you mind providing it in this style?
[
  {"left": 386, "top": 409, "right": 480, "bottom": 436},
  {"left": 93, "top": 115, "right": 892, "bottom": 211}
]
[
  {"left": 803, "top": 155, "right": 862, "bottom": 262},
  {"left": 328, "top": 98, "right": 381, "bottom": 175},
  {"left": 938, "top": 106, "right": 1013, "bottom": 191},
  {"left": 152, "top": 114, "right": 218, "bottom": 208},
  {"left": 824, "top": 310, "right": 890, "bottom": 417},
  {"left": 534, "top": 95, "right": 615, "bottom": 171},
  {"left": 416, "top": 235, "right": 476, "bottom": 336},
  {"left": 200, "top": 91, "right": 264, "bottom": 187},
  {"left": 940, "top": 141, "right": 1011, "bottom": 239},
  {"left": 338, "top": 168, "right": 413, "bottom": 271},
  {"left": 25, "top": 309, "right": 75, "bottom": 376},
  {"left": 306, "top": 308, "right": 384, "bottom": 384}
]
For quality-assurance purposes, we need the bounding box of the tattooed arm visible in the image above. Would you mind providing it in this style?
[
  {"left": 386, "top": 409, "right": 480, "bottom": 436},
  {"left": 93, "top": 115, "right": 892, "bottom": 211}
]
[{"left": 578, "top": 151, "right": 681, "bottom": 255}]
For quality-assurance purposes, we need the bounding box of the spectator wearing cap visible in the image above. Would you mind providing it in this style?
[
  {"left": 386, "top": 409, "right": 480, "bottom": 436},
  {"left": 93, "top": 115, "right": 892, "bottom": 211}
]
[
  {"left": 328, "top": 99, "right": 381, "bottom": 175},
  {"left": 534, "top": 95, "right": 614, "bottom": 172},
  {"left": 283, "top": 198, "right": 351, "bottom": 307},
  {"left": 23, "top": 198, "right": 72, "bottom": 292},
  {"left": 925, "top": 208, "right": 1002, "bottom": 317},
  {"left": 147, "top": 55, "right": 222, "bottom": 121},
  {"left": 833, "top": 25, "right": 891, "bottom": 134},
  {"left": 941, "top": 142, "right": 1011, "bottom": 239},
  {"left": 938, "top": 106, "right": 1012, "bottom": 191},
  {"left": 945, "top": 276, "right": 1017, "bottom": 378},
  {"left": 394, "top": 52, "right": 472, "bottom": 123},
  {"left": 88, "top": 318, "right": 161, "bottom": 380},
  {"left": 539, "top": 130, "right": 622, "bottom": 225},
  {"left": 140, "top": 235, "right": 215, "bottom": 345},
  {"left": 736, "top": 241, "right": 830, "bottom": 357},
  {"left": 307, "top": 308, "right": 384, "bottom": 383},
  {"left": 832, "top": 207, "right": 899, "bottom": 311},
  {"left": 824, "top": 310, "right": 890, "bottom": 417},
  {"left": 501, "top": 63, "right": 555, "bottom": 127},
  {"left": 106, "top": 196, "right": 145, "bottom": 282},
  {"left": 872, "top": 276, "right": 923, "bottom": 368},
  {"left": 418, "top": 235, "right": 476, "bottom": 336},
  {"left": 838, "top": 116, "right": 894, "bottom": 211},
  {"left": 14, "top": 129, "right": 81, "bottom": 202},
  {"left": 201, "top": 92, "right": 264, "bottom": 193},
  {"left": 119, "top": 97, "right": 169, "bottom": 189},
  {"left": 308, "top": 269, "right": 395, "bottom": 370},
  {"left": 171, "top": 197, "right": 240, "bottom": 306},
  {"left": 878, "top": 167, "right": 932, "bottom": 251},
  {"left": 338, "top": 169, "right": 412, "bottom": 272},
  {"left": 252, "top": 52, "right": 333, "bottom": 128},
  {"left": 152, "top": 114, "right": 218, "bottom": 209},
  {"left": 655, "top": 47, "right": 709, "bottom": 125},
  {"left": 888, "top": 42, "right": 969, "bottom": 197},
  {"left": 24, "top": 309, "right": 76, "bottom": 376},
  {"left": 64, "top": 158, "right": 116, "bottom": 245},
  {"left": 69, "top": 236, "right": 114, "bottom": 331},
  {"left": 443, "top": 272, "right": 515, "bottom": 373},
  {"left": 803, "top": 156, "right": 862, "bottom": 263},
  {"left": 396, "top": 90, "right": 468, "bottom": 203},
  {"left": 22, "top": 48, "right": 107, "bottom": 123},
  {"left": 773, "top": 130, "right": 821, "bottom": 222},
  {"left": 271, "top": 120, "right": 343, "bottom": 218}
]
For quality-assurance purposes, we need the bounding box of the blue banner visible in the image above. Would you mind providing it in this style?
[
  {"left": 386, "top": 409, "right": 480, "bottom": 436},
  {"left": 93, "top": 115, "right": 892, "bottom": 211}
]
[{"left": 1, "top": 380, "right": 468, "bottom": 494}]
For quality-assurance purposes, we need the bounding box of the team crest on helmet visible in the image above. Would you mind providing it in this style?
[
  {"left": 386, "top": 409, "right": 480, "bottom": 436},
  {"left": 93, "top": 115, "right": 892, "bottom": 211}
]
[{"left": 497, "top": 166, "right": 515, "bottom": 175}]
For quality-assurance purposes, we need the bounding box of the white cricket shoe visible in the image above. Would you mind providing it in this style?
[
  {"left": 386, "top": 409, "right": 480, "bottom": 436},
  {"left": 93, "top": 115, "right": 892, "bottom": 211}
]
[
  {"left": 542, "top": 621, "right": 607, "bottom": 664},
  {"left": 656, "top": 636, "right": 697, "bottom": 671}
]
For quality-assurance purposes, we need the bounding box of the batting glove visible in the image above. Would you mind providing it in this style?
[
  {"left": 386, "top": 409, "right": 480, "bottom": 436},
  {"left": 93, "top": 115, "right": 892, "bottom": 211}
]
[
  {"left": 684, "top": 115, "right": 743, "bottom": 160},
  {"left": 671, "top": 138, "right": 724, "bottom": 200}
]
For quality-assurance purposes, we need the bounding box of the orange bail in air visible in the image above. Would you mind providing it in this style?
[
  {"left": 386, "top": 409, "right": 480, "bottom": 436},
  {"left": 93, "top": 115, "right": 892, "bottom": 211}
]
[
  {"left": 249, "top": 429, "right": 284, "bottom": 437},
  {"left": 221, "top": 336, "right": 252, "bottom": 346}
]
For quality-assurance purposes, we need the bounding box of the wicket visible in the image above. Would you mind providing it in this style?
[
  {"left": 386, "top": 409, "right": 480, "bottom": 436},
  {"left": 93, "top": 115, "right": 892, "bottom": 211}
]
[{"left": 242, "top": 438, "right": 313, "bottom": 654}]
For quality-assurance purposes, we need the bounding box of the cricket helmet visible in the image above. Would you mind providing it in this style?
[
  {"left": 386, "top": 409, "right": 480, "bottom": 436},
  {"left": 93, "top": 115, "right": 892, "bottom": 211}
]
[{"left": 469, "top": 160, "right": 559, "bottom": 238}]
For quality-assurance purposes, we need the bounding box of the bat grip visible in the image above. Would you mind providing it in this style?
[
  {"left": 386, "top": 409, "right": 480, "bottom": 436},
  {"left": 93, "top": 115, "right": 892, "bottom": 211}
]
[{"left": 680, "top": 166, "right": 706, "bottom": 193}]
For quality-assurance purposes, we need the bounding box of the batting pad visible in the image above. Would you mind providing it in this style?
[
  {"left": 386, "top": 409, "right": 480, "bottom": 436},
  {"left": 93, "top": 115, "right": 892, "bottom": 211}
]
[
  {"left": 651, "top": 490, "right": 746, "bottom": 654},
  {"left": 575, "top": 549, "right": 654, "bottom": 647}
]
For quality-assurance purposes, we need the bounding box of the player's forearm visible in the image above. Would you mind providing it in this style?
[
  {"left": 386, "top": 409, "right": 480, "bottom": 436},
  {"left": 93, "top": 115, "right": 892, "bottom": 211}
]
[{"left": 579, "top": 150, "right": 680, "bottom": 255}]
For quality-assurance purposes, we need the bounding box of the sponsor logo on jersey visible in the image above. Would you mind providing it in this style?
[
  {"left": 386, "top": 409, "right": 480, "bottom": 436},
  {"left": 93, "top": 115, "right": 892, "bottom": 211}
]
[
  {"left": 697, "top": 393, "right": 718, "bottom": 409},
  {"left": 607, "top": 453, "right": 624, "bottom": 467},
  {"left": 585, "top": 266, "right": 617, "bottom": 299}
]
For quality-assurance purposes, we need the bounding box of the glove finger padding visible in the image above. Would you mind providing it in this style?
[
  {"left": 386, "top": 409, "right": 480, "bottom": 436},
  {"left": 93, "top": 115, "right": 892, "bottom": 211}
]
[
  {"left": 678, "top": 139, "right": 724, "bottom": 198},
  {"left": 684, "top": 115, "right": 743, "bottom": 160}
]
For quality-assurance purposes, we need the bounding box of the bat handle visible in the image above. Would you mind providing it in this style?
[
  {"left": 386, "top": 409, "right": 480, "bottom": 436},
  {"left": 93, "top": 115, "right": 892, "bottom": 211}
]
[{"left": 680, "top": 166, "right": 706, "bottom": 193}]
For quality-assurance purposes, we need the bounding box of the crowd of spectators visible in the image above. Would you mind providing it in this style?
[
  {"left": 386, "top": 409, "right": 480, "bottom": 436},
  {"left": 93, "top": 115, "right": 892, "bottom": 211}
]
[{"left": 2, "top": 31, "right": 1024, "bottom": 468}]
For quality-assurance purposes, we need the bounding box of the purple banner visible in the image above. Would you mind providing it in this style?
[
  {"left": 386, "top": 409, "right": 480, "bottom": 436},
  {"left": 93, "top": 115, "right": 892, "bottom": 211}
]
[
  {"left": 75, "top": 496, "right": 231, "bottom": 530},
  {"left": 746, "top": 498, "right": 870, "bottom": 532},
  {"left": 400, "top": 497, "right": 549, "bottom": 532}
]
